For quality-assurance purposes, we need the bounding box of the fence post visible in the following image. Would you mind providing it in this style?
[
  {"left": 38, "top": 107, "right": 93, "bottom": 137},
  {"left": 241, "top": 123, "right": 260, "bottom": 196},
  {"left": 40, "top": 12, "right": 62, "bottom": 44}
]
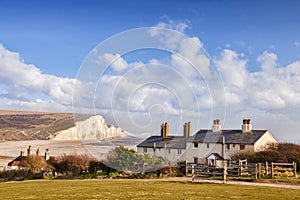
[
  {"left": 192, "top": 164, "right": 195, "bottom": 182},
  {"left": 265, "top": 161, "right": 268, "bottom": 176},
  {"left": 293, "top": 162, "right": 297, "bottom": 178},
  {"left": 255, "top": 164, "right": 258, "bottom": 180},
  {"left": 185, "top": 160, "right": 188, "bottom": 176},
  {"left": 223, "top": 164, "right": 227, "bottom": 183},
  {"left": 238, "top": 160, "right": 242, "bottom": 176},
  {"left": 258, "top": 163, "right": 262, "bottom": 179},
  {"left": 271, "top": 162, "right": 274, "bottom": 178}
]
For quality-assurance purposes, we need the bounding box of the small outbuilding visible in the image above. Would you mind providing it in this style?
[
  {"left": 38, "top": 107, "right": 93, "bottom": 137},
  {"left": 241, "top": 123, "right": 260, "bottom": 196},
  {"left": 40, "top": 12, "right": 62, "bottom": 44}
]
[{"left": 206, "top": 153, "right": 225, "bottom": 168}]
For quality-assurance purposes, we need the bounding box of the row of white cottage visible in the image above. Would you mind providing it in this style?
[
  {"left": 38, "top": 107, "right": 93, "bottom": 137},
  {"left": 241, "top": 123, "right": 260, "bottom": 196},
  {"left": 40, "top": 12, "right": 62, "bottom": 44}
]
[{"left": 137, "top": 119, "right": 277, "bottom": 167}]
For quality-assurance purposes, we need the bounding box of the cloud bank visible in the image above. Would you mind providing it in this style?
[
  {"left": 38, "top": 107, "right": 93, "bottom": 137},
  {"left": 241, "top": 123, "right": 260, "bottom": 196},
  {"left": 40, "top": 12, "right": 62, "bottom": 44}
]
[
  {"left": 0, "top": 21, "right": 300, "bottom": 142},
  {"left": 0, "top": 44, "right": 75, "bottom": 111}
]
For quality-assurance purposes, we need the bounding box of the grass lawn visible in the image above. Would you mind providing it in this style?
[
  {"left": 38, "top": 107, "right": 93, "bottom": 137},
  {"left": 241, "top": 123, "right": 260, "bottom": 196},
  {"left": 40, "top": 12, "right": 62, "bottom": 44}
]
[{"left": 0, "top": 179, "right": 299, "bottom": 200}]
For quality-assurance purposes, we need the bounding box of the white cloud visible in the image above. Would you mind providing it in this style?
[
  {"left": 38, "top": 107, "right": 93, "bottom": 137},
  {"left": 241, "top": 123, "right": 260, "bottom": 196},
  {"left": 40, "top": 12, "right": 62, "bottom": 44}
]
[
  {"left": 90, "top": 44, "right": 214, "bottom": 135},
  {"left": 177, "top": 37, "right": 210, "bottom": 77},
  {"left": 97, "top": 53, "right": 128, "bottom": 73},
  {"left": 215, "top": 49, "right": 300, "bottom": 141},
  {"left": 0, "top": 44, "right": 75, "bottom": 110},
  {"left": 2, "top": 98, "right": 69, "bottom": 112},
  {"left": 294, "top": 41, "right": 300, "bottom": 47},
  {"left": 149, "top": 19, "right": 190, "bottom": 51},
  {"left": 154, "top": 18, "right": 189, "bottom": 33},
  {"left": 216, "top": 49, "right": 248, "bottom": 89},
  {"left": 216, "top": 49, "right": 300, "bottom": 112},
  {"left": 216, "top": 49, "right": 248, "bottom": 104},
  {"left": 257, "top": 51, "right": 278, "bottom": 73},
  {"left": 2, "top": 19, "right": 300, "bottom": 141}
]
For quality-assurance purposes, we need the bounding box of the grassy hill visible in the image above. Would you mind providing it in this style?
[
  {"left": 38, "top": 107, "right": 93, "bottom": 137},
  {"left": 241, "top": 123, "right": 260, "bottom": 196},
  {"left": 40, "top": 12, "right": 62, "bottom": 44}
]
[{"left": 0, "top": 110, "right": 91, "bottom": 141}]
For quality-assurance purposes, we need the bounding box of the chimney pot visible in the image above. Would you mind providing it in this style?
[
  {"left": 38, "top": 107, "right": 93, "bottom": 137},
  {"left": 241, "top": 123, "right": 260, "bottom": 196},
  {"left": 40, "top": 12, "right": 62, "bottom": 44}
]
[
  {"left": 212, "top": 119, "right": 221, "bottom": 132},
  {"left": 161, "top": 122, "right": 169, "bottom": 138},
  {"left": 242, "top": 119, "right": 252, "bottom": 132},
  {"left": 161, "top": 123, "right": 165, "bottom": 137},
  {"left": 184, "top": 122, "right": 192, "bottom": 138},
  {"left": 164, "top": 122, "right": 169, "bottom": 138},
  {"left": 213, "top": 119, "right": 220, "bottom": 125}
]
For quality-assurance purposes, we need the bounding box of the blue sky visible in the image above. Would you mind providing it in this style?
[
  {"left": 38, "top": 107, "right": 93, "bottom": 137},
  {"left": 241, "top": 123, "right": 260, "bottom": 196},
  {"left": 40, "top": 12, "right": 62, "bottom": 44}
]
[
  {"left": 1, "top": 0, "right": 299, "bottom": 77},
  {"left": 0, "top": 0, "right": 300, "bottom": 142}
]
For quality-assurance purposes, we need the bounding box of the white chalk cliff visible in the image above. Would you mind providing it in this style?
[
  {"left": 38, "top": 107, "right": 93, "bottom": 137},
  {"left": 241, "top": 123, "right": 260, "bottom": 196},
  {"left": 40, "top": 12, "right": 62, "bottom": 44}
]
[{"left": 53, "top": 115, "right": 127, "bottom": 140}]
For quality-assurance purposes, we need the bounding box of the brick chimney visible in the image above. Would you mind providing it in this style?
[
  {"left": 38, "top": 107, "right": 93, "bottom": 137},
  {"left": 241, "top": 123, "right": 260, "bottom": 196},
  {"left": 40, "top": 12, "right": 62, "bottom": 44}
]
[
  {"left": 36, "top": 147, "right": 40, "bottom": 156},
  {"left": 161, "top": 123, "right": 165, "bottom": 137},
  {"left": 161, "top": 122, "right": 169, "bottom": 138},
  {"left": 45, "top": 148, "right": 49, "bottom": 160},
  {"left": 212, "top": 119, "right": 221, "bottom": 132},
  {"left": 27, "top": 145, "right": 32, "bottom": 155},
  {"left": 183, "top": 122, "right": 192, "bottom": 138},
  {"left": 20, "top": 149, "right": 24, "bottom": 157},
  {"left": 242, "top": 119, "right": 252, "bottom": 132}
]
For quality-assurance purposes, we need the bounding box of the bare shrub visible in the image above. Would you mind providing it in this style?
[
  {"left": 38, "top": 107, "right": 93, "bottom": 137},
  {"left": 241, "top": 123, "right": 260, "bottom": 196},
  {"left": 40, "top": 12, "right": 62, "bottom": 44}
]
[
  {"left": 231, "top": 143, "right": 300, "bottom": 171},
  {"left": 50, "top": 153, "right": 96, "bottom": 176}
]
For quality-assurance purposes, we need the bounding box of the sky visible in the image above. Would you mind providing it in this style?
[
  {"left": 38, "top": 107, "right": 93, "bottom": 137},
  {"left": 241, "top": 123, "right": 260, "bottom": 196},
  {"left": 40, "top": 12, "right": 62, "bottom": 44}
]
[{"left": 0, "top": 0, "right": 300, "bottom": 142}]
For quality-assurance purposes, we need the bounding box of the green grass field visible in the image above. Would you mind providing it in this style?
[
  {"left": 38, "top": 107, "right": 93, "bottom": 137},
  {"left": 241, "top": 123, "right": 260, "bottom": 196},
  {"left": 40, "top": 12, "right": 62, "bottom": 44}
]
[{"left": 0, "top": 179, "right": 299, "bottom": 200}]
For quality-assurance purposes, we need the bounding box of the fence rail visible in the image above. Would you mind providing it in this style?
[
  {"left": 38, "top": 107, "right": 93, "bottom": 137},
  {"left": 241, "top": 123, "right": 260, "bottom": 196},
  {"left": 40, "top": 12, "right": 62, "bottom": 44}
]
[{"left": 179, "top": 160, "right": 297, "bottom": 180}]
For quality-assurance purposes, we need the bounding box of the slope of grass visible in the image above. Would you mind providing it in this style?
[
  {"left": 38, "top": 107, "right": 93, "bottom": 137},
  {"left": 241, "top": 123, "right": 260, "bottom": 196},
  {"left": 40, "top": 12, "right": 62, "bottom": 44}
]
[{"left": 0, "top": 179, "right": 299, "bottom": 200}]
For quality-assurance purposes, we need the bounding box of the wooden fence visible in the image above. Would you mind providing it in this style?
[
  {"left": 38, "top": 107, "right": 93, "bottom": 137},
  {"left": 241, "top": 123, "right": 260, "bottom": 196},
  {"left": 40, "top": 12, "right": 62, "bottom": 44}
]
[{"left": 179, "top": 160, "right": 297, "bottom": 180}]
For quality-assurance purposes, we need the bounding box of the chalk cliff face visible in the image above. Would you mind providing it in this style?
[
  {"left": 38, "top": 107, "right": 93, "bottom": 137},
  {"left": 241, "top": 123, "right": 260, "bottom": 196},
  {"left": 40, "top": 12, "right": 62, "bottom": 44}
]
[{"left": 53, "top": 115, "right": 127, "bottom": 140}]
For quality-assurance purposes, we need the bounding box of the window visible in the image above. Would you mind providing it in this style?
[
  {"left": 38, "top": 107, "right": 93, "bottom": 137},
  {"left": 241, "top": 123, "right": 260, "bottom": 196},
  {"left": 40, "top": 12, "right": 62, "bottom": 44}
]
[
  {"left": 206, "top": 143, "right": 210, "bottom": 149},
  {"left": 168, "top": 148, "right": 171, "bottom": 154},
  {"left": 143, "top": 147, "right": 147, "bottom": 153},
  {"left": 240, "top": 144, "right": 245, "bottom": 150},
  {"left": 233, "top": 144, "right": 236, "bottom": 148},
  {"left": 194, "top": 143, "right": 198, "bottom": 148},
  {"left": 177, "top": 149, "right": 182, "bottom": 155},
  {"left": 194, "top": 157, "right": 198, "bottom": 164},
  {"left": 227, "top": 144, "right": 230, "bottom": 150}
]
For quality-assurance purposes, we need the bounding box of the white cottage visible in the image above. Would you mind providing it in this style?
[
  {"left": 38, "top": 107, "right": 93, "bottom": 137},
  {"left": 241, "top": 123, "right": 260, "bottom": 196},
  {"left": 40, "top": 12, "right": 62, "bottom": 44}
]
[{"left": 137, "top": 119, "right": 278, "bottom": 166}]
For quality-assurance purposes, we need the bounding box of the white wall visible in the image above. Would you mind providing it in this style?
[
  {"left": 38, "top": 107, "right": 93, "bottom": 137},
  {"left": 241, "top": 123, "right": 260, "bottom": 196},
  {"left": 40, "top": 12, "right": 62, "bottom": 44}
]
[
  {"left": 138, "top": 139, "right": 267, "bottom": 165},
  {"left": 254, "top": 131, "right": 278, "bottom": 151},
  {"left": 137, "top": 147, "right": 186, "bottom": 165},
  {"left": 186, "top": 142, "right": 255, "bottom": 163}
]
